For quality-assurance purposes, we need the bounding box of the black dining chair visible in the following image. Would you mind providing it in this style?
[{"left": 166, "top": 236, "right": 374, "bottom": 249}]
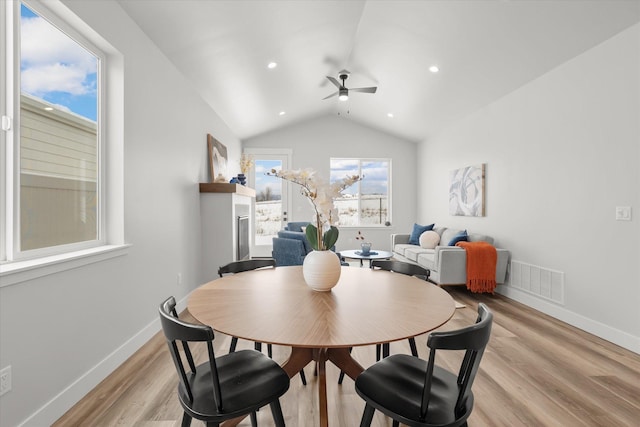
[
  {"left": 354, "top": 303, "right": 493, "bottom": 427},
  {"left": 371, "top": 259, "right": 431, "bottom": 360},
  {"left": 338, "top": 259, "right": 432, "bottom": 385},
  {"left": 218, "top": 258, "right": 307, "bottom": 386},
  {"left": 218, "top": 259, "right": 277, "bottom": 356},
  {"left": 159, "top": 296, "right": 290, "bottom": 427}
]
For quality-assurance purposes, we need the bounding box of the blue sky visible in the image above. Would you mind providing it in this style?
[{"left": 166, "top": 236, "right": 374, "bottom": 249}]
[
  {"left": 255, "top": 160, "right": 283, "bottom": 197},
  {"left": 331, "top": 159, "right": 389, "bottom": 195},
  {"left": 254, "top": 159, "right": 389, "bottom": 198},
  {"left": 21, "top": 4, "right": 97, "bottom": 121}
]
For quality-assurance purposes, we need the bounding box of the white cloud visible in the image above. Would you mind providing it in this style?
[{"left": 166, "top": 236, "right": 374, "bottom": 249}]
[{"left": 21, "top": 15, "right": 96, "bottom": 96}]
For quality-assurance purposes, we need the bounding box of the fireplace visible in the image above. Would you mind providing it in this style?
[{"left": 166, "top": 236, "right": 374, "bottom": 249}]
[{"left": 237, "top": 215, "right": 250, "bottom": 261}]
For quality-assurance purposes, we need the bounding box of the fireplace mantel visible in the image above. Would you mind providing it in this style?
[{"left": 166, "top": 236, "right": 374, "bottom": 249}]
[{"left": 199, "top": 183, "right": 255, "bottom": 198}]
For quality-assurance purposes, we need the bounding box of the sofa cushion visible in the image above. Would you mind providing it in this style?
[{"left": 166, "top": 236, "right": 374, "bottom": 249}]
[
  {"left": 393, "top": 243, "right": 415, "bottom": 257},
  {"left": 447, "top": 230, "right": 468, "bottom": 246},
  {"left": 416, "top": 252, "right": 436, "bottom": 271},
  {"left": 409, "top": 223, "right": 435, "bottom": 245},
  {"left": 468, "top": 233, "right": 494, "bottom": 245},
  {"left": 440, "top": 228, "right": 463, "bottom": 246},
  {"left": 404, "top": 246, "right": 433, "bottom": 262},
  {"left": 419, "top": 230, "right": 440, "bottom": 249}
]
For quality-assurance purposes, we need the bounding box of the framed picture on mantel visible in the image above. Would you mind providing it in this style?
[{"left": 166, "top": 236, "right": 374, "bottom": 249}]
[{"left": 207, "top": 134, "right": 228, "bottom": 183}]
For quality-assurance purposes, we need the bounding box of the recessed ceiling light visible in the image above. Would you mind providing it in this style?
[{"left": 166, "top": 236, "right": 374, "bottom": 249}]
[
  {"left": 268, "top": 62, "right": 278, "bottom": 69},
  {"left": 429, "top": 65, "right": 439, "bottom": 73},
  {"left": 279, "top": 111, "right": 286, "bottom": 116},
  {"left": 387, "top": 113, "right": 394, "bottom": 118}
]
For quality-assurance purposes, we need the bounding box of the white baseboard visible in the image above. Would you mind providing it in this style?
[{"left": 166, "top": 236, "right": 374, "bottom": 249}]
[
  {"left": 497, "top": 285, "right": 640, "bottom": 354},
  {"left": 18, "top": 296, "right": 189, "bottom": 427}
]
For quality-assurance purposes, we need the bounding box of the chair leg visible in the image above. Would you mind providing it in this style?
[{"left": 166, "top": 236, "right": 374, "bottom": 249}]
[
  {"left": 255, "top": 342, "right": 262, "bottom": 352},
  {"left": 268, "top": 343, "right": 273, "bottom": 358},
  {"left": 270, "top": 399, "right": 286, "bottom": 427},
  {"left": 300, "top": 368, "right": 307, "bottom": 385},
  {"left": 382, "top": 343, "right": 390, "bottom": 358},
  {"left": 409, "top": 337, "right": 418, "bottom": 357},
  {"left": 360, "top": 404, "right": 375, "bottom": 427},
  {"left": 181, "top": 412, "right": 192, "bottom": 427},
  {"left": 376, "top": 343, "right": 381, "bottom": 361},
  {"left": 249, "top": 411, "right": 258, "bottom": 427},
  {"left": 392, "top": 420, "right": 400, "bottom": 427},
  {"left": 229, "top": 336, "right": 238, "bottom": 353}
]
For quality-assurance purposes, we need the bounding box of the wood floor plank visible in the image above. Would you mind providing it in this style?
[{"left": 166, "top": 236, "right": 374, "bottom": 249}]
[{"left": 54, "top": 287, "right": 640, "bottom": 426}]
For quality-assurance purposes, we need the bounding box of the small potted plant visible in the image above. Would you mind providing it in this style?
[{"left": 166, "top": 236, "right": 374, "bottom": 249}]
[{"left": 355, "top": 231, "right": 372, "bottom": 255}]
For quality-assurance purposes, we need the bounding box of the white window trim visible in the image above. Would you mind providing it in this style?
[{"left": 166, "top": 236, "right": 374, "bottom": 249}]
[{"left": 1, "top": 0, "right": 126, "bottom": 279}]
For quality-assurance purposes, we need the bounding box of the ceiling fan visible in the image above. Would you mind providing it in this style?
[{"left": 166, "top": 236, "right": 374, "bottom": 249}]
[{"left": 323, "top": 70, "right": 377, "bottom": 101}]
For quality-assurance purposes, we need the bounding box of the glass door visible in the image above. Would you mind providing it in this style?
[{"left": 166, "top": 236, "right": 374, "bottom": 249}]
[{"left": 245, "top": 149, "right": 291, "bottom": 258}]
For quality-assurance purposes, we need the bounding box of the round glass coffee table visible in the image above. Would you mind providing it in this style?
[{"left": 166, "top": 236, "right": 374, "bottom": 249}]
[{"left": 340, "top": 249, "right": 394, "bottom": 267}]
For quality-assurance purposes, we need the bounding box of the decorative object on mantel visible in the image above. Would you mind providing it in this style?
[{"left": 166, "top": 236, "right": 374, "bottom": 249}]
[
  {"left": 268, "top": 168, "right": 361, "bottom": 291},
  {"left": 355, "top": 230, "right": 372, "bottom": 255},
  {"left": 240, "top": 153, "right": 254, "bottom": 175},
  {"left": 236, "top": 173, "right": 247, "bottom": 186},
  {"left": 207, "top": 134, "right": 228, "bottom": 183},
  {"left": 449, "top": 163, "right": 485, "bottom": 217}
]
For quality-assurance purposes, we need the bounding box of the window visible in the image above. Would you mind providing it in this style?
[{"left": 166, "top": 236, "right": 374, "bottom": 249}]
[
  {"left": 1, "top": 0, "right": 117, "bottom": 267},
  {"left": 330, "top": 158, "right": 391, "bottom": 227}
]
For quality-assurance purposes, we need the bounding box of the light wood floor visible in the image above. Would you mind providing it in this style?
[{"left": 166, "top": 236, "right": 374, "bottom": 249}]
[{"left": 54, "top": 287, "right": 640, "bottom": 427}]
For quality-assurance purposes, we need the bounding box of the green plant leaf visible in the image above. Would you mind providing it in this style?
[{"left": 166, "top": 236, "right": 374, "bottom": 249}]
[
  {"left": 305, "top": 223, "right": 320, "bottom": 250},
  {"left": 323, "top": 226, "right": 339, "bottom": 250}
]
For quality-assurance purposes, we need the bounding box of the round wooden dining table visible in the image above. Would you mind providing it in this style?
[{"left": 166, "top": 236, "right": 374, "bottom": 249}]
[{"left": 188, "top": 265, "right": 456, "bottom": 427}]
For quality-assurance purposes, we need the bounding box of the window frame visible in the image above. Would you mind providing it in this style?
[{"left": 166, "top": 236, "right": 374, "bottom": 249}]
[
  {"left": 330, "top": 157, "right": 392, "bottom": 228},
  {"left": 1, "top": 0, "right": 126, "bottom": 283}
]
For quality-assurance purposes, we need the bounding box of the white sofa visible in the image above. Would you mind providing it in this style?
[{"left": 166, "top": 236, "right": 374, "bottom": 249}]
[{"left": 391, "top": 226, "right": 509, "bottom": 286}]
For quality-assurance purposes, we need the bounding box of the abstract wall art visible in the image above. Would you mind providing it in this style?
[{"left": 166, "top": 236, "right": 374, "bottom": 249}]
[{"left": 449, "top": 163, "right": 485, "bottom": 216}]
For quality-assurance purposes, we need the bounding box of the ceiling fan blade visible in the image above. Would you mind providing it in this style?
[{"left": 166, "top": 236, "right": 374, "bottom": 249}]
[
  {"left": 322, "top": 91, "right": 338, "bottom": 100},
  {"left": 350, "top": 86, "right": 377, "bottom": 94},
  {"left": 326, "top": 76, "right": 342, "bottom": 89}
]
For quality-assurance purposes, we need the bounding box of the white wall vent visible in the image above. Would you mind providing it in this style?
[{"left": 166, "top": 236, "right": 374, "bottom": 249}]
[{"left": 509, "top": 260, "right": 565, "bottom": 305}]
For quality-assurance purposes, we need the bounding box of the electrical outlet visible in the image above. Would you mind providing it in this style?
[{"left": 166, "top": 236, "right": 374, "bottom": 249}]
[
  {"left": 0, "top": 366, "right": 11, "bottom": 397},
  {"left": 615, "top": 206, "right": 631, "bottom": 221}
]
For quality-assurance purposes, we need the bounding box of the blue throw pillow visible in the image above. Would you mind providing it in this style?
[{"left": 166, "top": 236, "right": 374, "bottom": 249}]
[
  {"left": 448, "top": 230, "right": 468, "bottom": 246},
  {"left": 409, "top": 223, "right": 435, "bottom": 245}
]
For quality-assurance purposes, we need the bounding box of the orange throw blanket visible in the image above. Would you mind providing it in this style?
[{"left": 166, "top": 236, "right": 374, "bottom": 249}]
[{"left": 455, "top": 241, "right": 497, "bottom": 294}]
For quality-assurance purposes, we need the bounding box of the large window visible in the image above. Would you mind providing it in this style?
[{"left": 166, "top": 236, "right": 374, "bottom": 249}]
[
  {"left": 1, "top": 0, "right": 105, "bottom": 262},
  {"left": 330, "top": 158, "right": 391, "bottom": 227}
]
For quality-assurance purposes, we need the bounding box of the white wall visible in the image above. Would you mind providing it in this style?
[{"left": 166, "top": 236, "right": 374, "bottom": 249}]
[
  {"left": 0, "top": 1, "right": 243, "bottom": 426},
  {"left": 417, "top": 24, "right": 640, "bottom": 352},
  {"left": 243, "top": 115, "right": 418, "bottom": 251}
]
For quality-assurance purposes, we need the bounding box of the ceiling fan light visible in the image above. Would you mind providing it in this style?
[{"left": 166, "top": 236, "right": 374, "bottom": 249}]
[{"left": 338, "top": 88, "right": 349, "bottom": 101}]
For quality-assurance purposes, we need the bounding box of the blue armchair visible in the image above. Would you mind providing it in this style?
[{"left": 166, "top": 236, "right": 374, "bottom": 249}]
[
  {"left": 284, "top": 221, "right": 309, "bottom": 232},
  {"left": 272, "top": 222, "right": 347, "bottom": 267}
]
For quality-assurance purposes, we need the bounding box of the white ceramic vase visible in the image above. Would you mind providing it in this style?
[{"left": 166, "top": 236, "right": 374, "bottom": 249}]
[{"left": 302, "top": 250, "right": 342, "bottom": 291}]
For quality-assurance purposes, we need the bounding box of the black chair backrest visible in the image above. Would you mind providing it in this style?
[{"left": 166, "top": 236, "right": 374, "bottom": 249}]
[
  {"left": 218, "top": 258, "right": 276, "bottom": 277},
  {"left": 421, "top": 303, "right": 493, "bottom": 420},
  {"left": 371, "top": 259, "right": 430, "bottom": 280},
  {"left": 159, "top": 297, "right": 223, "bottom": 411}
]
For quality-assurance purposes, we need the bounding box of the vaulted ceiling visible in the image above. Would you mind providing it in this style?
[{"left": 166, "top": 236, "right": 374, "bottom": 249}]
[{"left": 117, "top": 0, "right": 639, "bottom": 143}]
